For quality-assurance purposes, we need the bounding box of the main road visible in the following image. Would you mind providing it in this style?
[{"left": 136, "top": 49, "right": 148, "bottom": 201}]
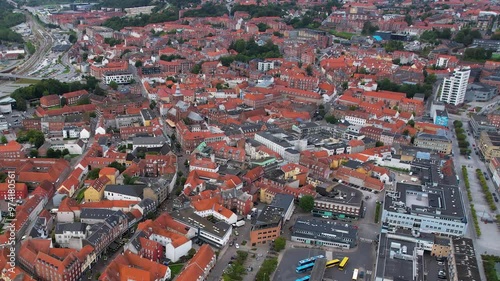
[{"left": 449, "top": 111, "right": 499, "bottom": 281}]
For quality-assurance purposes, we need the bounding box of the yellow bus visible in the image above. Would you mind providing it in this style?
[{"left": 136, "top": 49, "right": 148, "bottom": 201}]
[
  {"left": 339, "top": 257, "right": 349, "bottom": 270},
  {"left": 326, "top": 259, "right": 341, "bottom": 268}
]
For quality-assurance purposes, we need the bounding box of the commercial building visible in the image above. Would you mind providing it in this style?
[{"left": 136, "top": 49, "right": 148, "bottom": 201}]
[
  {"left": 479, "top": 131, "right": 500, "bottom": 161},
  {"left": 375, "top": 230, "right": 480, "bottom": 281},
  {"left": 103, "top": 72, "right": 134, "bottom": 84},
  {"left": 313, "top": 183, "right": 364, "bottom": 219},
  {"left": 170, "top": 208, "right": 232, "bottom": 248},
  {"left": 254, "top": 131, "right": 293, "bottom": 158},
  {"left": 465, "top": 82, "right": 498, "bottom": 102},
  {"left": 291, "top": 217, "right": 358, "bottom": 249},
  {"left": 250, "top": 205, "right": 283, "bottom": 246},
  {"left": 439, "top": 67, "right": 470, "bottom": 106},
  {"left": 269, "top": 193, "right": 295, "bottom": 221},
  {"left": 413, "top": 133, "right": 452, "bottom": 154},
  {"left": 433, "top": 110, "right": 448, "bottom": 127},
  {"left": 382, "top": 181, "right": 466, "bottom": 237},
  {"left": 469, "top": 114, "right": 497, "bottom": 138}
]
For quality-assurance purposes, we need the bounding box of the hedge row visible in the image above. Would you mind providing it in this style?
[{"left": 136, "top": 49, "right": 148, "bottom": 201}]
[
  {"left": 462, "top": 166, "right": 481, "bottom": 237},
  {"left": 476, "top": 169, "right": 497, "bottom": 211},
  {"left": 470, "top": 204, "right": 482, "bottom": 237},
  {"left": 374, "top": 202, "right": 382, "bottom": 223},
  {"left": 462, "top": 166, "right": 473, "bottom": 201}
]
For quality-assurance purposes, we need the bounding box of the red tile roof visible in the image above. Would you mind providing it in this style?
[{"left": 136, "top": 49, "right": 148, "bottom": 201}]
[{"left": 176, "top": 244, "right": 215, "bottom": 281}]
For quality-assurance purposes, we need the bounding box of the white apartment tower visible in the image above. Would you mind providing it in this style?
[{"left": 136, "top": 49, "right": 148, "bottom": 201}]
[{"left": 439, "top": 67, "right": 470, "bottom": 106}]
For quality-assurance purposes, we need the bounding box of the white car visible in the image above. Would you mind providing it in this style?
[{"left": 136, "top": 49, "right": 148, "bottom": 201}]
[{"left": 235, "top": 243, "right": 240, "bottom": 249}]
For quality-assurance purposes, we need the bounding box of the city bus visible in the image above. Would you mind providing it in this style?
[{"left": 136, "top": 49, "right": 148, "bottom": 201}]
[
  {"left": 295, "top": 276, "right": 310, "bottom": 281},
  {"left": 326, "top": 259, "right": 341, "bottom": 268},
  {"left": 352, "top": 268, "right": 359, "bottom": 280},
  {"left": 339, "top": 257, "right": 349, "bottom": 270},
  {"left": 296, "top": 263, "right": 315, "bottom": 273},
  {"left": 297, "top": 255, "right": 325, "bottom": 266}
]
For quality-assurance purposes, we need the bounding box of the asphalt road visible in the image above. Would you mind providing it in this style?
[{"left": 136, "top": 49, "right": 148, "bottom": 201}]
[
  {"left": 273, "top": 248, "right": 325, "bottom": 281},
  {"left": 449, "top": 112, "right": 497, "bottom": 281}
]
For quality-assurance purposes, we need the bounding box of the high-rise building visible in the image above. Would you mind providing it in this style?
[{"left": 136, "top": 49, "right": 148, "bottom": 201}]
[{"left": 439, "top": 67, "right": 470, "bottom": 106}]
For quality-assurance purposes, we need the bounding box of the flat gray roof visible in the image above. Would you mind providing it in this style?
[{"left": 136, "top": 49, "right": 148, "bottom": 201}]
[{"left": 292, "top": 217, "right": 358, "bottom": 240}]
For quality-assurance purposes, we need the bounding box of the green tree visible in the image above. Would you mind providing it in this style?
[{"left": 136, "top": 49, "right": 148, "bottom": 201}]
[
  {"left": 77, "top": 96, "right": 91, "bottom": 105},
  {"left": 305, "top": 65, "right": 313, "bottom": 76},
  {"left": 187, "top": 248, "right": 197, "bottom": 259},
  {"left": 376, "top": 141, "right": 384, "bottom": 147},
  {"left": 191, "top": 63, "right": 202, "bottom": 74},
  {"left": 0, "top": 135, "right": 7, "bottom": 144},
  {"left": 362, "top": 21, "right": 378, "bottom": 35},
  {"left": 299, "top": 195, "right": 315, "bottom": 212},
  {"left": 404, "top": 14, "right": 412, "bottom": 25},
  {"left": 109, "top": 81, "right": 119, "bottom": 90},
  {"left": 87, "top": 168, "right": 101, "bottom": 180},
  {"left": 150, "top": 100, "right": 157, "bottom": 110},
  {"left": 108, "top": 161, "right": 126, "bottom": 173},
  {"left": 454, "top": 28, "right": 482, "bottom": 46},
  {"left": 60, "top": 97, "right": 68, "bottom": 107},
  {"left": 29, "top": 149, "right": 38, "bottom": 158},
  {"left": 16, "top": 130, "right": 45, "bottom": 148},
  {"left": 0, "top": 173, "right": 6, "bottom": 183},
  {"left": 123, "top": 174, "right": 138, "bottom": 185},
  {"left": 135, "top": 60, "right": 143, "bottom": 67},
  {"left": 407, "top": 120, "right": 415, "bottom": 127},
  {"left": 325, "top": 115, "right": 338, "bottom": 124},
  {"left": 273, "top": 236, "right": 286, "bottom": 252},
  {"left": 257, "top": 23, "right": 269, "bottom": 32},
  {"left": 47, "top": 148, "right": 62, "bottom": 158}
]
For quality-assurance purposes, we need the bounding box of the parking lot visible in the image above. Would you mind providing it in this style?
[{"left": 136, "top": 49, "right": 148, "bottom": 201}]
[{"left": 274, "top": 240, "right": 376, "bottom": 281}]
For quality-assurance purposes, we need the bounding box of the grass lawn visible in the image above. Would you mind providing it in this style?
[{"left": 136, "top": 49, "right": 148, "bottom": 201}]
[
  {"left": 169, "top": 264, "right": 184, "bottom": 278},
  {"left": 15, "top": 78, "right": 40, "bottom": 84},
  {"left": 329, "top": 30, "right": 356, "bottom": 40},
  {"left": 75, "top": 188, "right": 86, "bottom": 203},
  {"left": 48, "top": 105, "right": 62, "bottom": 110}
]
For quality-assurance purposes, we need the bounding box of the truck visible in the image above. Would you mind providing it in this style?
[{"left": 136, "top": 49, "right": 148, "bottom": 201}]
[
  {"left": 233, "top": 221, "right": 245, "bottom": 227},
  {"left": 411, "top": 177, "right": 417, "bottom": 182}
]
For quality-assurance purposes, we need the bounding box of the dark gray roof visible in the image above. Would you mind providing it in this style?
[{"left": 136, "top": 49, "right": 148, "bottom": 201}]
[
  {"left": 315, "top": 183, "right": 363, "bottom": 206},
  {"left": 292, "top": 217, "right": 358, "bottom": 241},
  {"left": 343, "top": 160, "right": 362, "bottom": 170},
  {"left": 270, "top": 194, "right": 294, "bottom": 212},
  {"left": 80, "top": 208, "right": 117, "bottom": 220},
  {"left": 254, "top": 205, "right": 283, "bottom": 226},
  {"left": 453, "top": 237, "right": 481, "bottom": 281},
  {"left": 85, "top": 223, "right": 111, "bottom": 246},
  {"left": 55, "top": 222, "right": 87, "bottom": 234},
  {"left": 132, "top": 136, "right": 167, "bottom": 146},
  {"left": 170, "top": 208, "right": 231, "bottom": 239},
  {"left": 105, "top": 184, "right": 146, "bottom": 198},
  {"left": 140, "top": 109, "right": 156, "bottom": 120}
]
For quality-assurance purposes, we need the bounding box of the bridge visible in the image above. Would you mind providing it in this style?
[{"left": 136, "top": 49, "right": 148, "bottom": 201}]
[{"left": 0, "top": 73, "right": 44, "bottom": 80}]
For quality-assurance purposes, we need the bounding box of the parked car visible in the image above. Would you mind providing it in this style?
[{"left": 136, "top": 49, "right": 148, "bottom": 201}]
[{"left": 235, "top": 243, "right": 240, "bottom": 249}]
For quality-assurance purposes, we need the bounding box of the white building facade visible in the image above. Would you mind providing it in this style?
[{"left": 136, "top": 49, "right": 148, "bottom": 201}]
[{"left": 439, "top": 67, "right": 470, "bottom": 106}]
